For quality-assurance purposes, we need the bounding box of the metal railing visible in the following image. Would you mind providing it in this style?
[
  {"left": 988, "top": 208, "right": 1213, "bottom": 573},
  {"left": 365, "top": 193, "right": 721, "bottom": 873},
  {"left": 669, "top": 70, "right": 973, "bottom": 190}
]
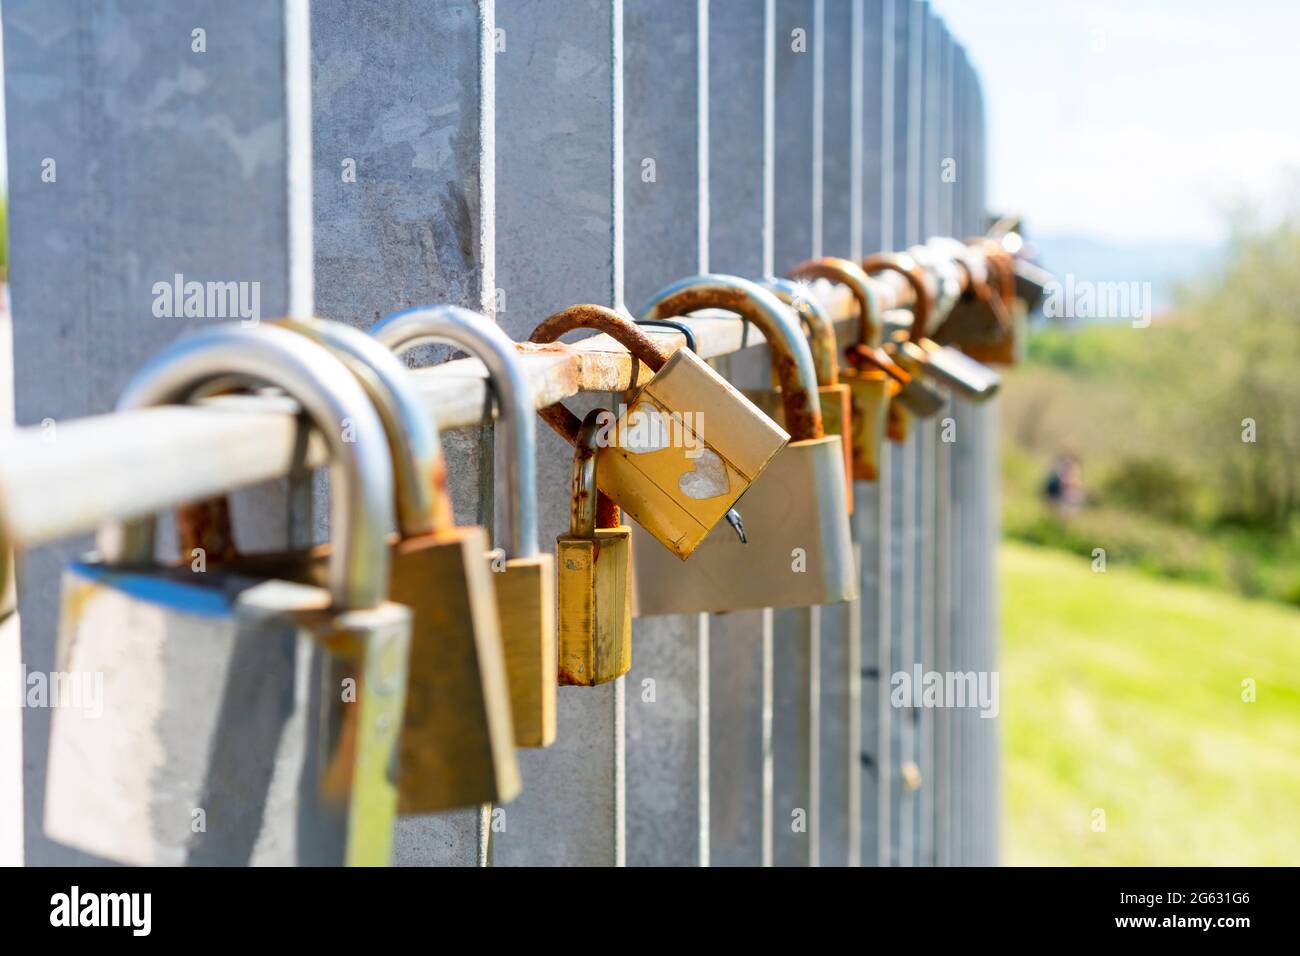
[{"left": 0, "top": 0, "right": 1000, "bottom": 866}]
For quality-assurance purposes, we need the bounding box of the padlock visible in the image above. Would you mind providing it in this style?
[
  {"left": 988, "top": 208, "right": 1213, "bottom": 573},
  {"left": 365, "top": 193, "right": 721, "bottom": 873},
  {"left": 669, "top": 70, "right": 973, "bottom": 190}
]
[
  {"left": 45, "top": 323, "right": 411, "bottom": 866},
  {"left": 556, "top": 408, "right": 632, "bottom": 685},
  {"left": 788, "top": 257, "right": 941, "bottom": 472},
  {"left": 962, "top": 238, "right": 1031, "bottom": 365},
  {"left": 528, "top": 304, "right": 787, "bottom": 560},
  {"left": 907, "top": 241, "right": 964, "bottom": 328},
  {"left": 757, "top": 275, "right": 854, "bottom": 511},
  {"left": 862, "top": 252, "right": 957, "bottom": 442},
  {"left": 191, "top": 318, "right": 522, "bottom": 812},
  {"left": 928, "top": 237, "right": 1019, "bottom": 366},
  {"left": 632, "top": 274, "right": 856, "bottom": 614},
  {"left": 370, "top": 304, "right": 557, "bottom": 749},
  {"left": 865, "top": 250, "right": 1000, "bottom": 405},
  {"left": 1011, "top": 247, "right": 1053, "bottom": 315}
]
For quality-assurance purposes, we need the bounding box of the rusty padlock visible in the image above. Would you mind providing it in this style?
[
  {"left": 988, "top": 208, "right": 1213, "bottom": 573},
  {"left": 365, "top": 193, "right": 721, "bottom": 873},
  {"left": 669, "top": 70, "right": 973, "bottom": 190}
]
[
  {"left": 758, "top": 275, "right": 854, "bottom": 511},
  {"left": 862, "top": 252, "right": 956, "bottom": 442},
  {"left": 960, "top": 238, "right": 1030, "bottom": 365},
  {"left": 371, "top": 304, "right": 557, "bottom": 748},
  {"left": 528, "top": 305, "right": 787, "bottom": 560},
  {"left": 632, "top": 274, "right": 856, "bottom": 614},
  {"left": 788, "top": 257, "right": 942, "bottom": 474},
  {"left": 187, "top": 318, "right": 521, "bottom": 813},
  {"left": 556, "top": 408, "right": 632, "bottom": 685},
  {"left": 787, "top": 258, "right": 906, "bottom": 480},
  {"left": 46, "top": 324, "right": 411, "bottom": 865},
  {"left": 928, "top": 237, "right": 1019, "bottom": 366},
  {"left": 867, "top": 250, "right": 1001, "bottom": 406}
]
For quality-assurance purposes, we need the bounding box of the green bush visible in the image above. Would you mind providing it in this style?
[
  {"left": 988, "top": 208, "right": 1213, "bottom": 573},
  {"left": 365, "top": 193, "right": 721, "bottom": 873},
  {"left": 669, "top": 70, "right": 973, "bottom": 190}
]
[
  {"left": 1099, "top": 456, "right": 1198, "bottom": 523},
  {"left": 1004, "top": 204, "right": 1300, "bottom": 607}
]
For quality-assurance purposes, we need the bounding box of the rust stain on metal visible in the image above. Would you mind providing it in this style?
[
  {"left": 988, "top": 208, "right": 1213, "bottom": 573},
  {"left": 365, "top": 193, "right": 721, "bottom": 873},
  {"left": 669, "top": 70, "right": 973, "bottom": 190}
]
[
  {"left": 527, "top": 305, "right": 669, "bottom": 448},
  {"left": 423, "top": 454, "right": 455, "bottom": 533},
  {"left": 772, "top": 345, "right": 823, "bottom": 441},
  {"left": 789, "top": 257, "right": 881, "bottom": 354},
  {"left": 651, "top": 286, "right": 823, "bottom": 441},
  {"left": 529, "top": 304, "right": 668, "bottom": 370},
  {"left": 177, "top": 497, "right": 238, "bottom": 562},
  {"left": 764, "top": 278, "right": 838, "bottom": 386},
  {"left": 848, "top": 344, "right": 912, "bottom": 386},
  {"left": 862, "top": 254, "right": 931, "bottom": 341}
]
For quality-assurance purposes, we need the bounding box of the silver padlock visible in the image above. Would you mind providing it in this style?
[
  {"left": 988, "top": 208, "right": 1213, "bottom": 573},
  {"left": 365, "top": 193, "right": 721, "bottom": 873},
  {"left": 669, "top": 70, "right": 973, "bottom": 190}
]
[
  {"left": 193, "top": 317, "right": 520, "bottom": 813},
  {"left": 864, "top": 251, "right": 1000, "bottom": 408},
  {"left": 371, "top": 305, "right": 558, "bottom": 749},
  {"left": 632, "top": 274, "right": 857, "bottom": 614},
  {"left": 45, "top": 324, "right": 411, "bottom": 866}
]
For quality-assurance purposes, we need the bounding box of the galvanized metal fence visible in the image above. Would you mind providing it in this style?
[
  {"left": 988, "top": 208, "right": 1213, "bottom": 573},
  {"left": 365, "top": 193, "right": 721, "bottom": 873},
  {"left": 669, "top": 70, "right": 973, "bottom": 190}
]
[{"left": 0, "top": 0, "right": 997, "bottom": 866}]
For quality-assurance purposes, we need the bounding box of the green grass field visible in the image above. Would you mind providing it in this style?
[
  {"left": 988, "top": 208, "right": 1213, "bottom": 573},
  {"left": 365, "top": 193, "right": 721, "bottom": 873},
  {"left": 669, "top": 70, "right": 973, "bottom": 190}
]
[{"left": 1001, "top": 542, "right": 1300, "bottom": 866}]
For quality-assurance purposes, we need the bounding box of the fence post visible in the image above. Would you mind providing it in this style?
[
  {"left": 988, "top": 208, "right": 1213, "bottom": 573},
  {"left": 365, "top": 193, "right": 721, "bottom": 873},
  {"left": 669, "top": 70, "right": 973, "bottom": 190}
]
[
  {"left": 491, "top": 0, "right": 626, "bottom": 866},
  {"left": 704, "top": 0, "right": 776, "bottom": 868},
  {"left": 770, "top": 0, "right": 823, "bottom": 868},
  {"left": 623, "top": 0, "right": 710, "bottom": 868},
  {"left": 308, "top": 0, "right": 497, "bottom": 866},
  {"left": 912, "top": 3, "right": 943, "bottom": 869},
  {"left": 859, "top": 0, "right": 899, "bottom": 868},
  {"left": 815, "top": 0, "right": 865, "bottom": 868},
  {"left": 1, "top": 0, "right": 315, "bottom": 865}
]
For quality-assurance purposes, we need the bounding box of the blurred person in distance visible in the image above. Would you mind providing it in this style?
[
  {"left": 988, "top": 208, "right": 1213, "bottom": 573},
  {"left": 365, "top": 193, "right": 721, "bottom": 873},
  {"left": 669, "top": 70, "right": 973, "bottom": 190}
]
[{"left": 1043, "top": 452, "right": 1084, "bottom": 517}]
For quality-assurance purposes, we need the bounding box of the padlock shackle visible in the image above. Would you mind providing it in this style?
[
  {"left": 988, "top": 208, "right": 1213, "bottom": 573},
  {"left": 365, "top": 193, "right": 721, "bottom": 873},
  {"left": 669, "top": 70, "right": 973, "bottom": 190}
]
[
  {"left": 279, "top": 318, "right": 452, "bottom": 539},
  {"left": 786, "top": 256, "right": 891, "bottom": 360},
  {"left": 528, "top": 305, "right": 670, "bottom": 459},
  {"left": 640, "top": 274, "right": 824, "bottom": 442},
  {"left": 976, "top": 238, "right": 1017, "bottom": 305},
  {"left": 99, "top": 324, "right": 394, "bottom": 611},
  {"left": 862, "top": 253, "right": 931, "bottom": 343},
  {"left": 570, "top": 408, "right": 609, "bottom": 540},
  {"left": 907, "top": 244, "right": 963, "bottom": 329},
  {"left": 760, "top": 276, "right": 838, "bottom": 386},
  {"left": 928, "top": 237, "right": 984, "bottom": 294},
  {"left": 371, "top": 305, "right": 540, "bottom": 559}
]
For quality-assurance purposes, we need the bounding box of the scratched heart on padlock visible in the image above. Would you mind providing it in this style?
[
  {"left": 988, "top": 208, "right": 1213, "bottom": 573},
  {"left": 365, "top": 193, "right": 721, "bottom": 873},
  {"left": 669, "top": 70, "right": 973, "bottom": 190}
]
[
  {"left": 677, "top": 447, "right": 729, "bottom": 500},
  {"left": 616, "top": 401, "right": 728, "bottom": 500}
]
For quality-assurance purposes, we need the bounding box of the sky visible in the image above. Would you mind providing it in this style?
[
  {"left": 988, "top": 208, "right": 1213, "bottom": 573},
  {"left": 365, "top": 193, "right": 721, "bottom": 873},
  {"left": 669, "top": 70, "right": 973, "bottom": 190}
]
[{"left": 929, "top": 0, "right": 1300, "bottom": 245}]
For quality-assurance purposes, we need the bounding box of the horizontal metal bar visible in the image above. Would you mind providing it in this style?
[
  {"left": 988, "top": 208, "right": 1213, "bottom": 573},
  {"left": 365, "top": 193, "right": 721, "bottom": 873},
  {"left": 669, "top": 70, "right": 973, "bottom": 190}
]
[{"left": 0, "top": 277, "right": 910, "bottom": 550}]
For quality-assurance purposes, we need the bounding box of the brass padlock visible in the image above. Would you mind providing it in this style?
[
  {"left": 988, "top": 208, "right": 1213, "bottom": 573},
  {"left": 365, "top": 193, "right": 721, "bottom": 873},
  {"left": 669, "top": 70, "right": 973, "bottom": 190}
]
[
  {"left": 556, "top": 408, "right": 632, "bottom": 685},
  {"left": 45, "top": 324, "right": 411, "bottom": 866},
  {"left": 371, "top": 304, "right": 557, "bottom": 749},
  {"left": 529, "top": 304, "right": 787, "bottom": 560},
  {"left": 758, "top": 275, "right": 854, "bottom": 511},
  {"left": 789, "top": 257, "right": 939, "bottom": 473},
  {"left": 204, "top": 318, "right": 522, "bottom": 814},
  {"left": 633, "top": 274, "right": 856, "bottom": 614}
]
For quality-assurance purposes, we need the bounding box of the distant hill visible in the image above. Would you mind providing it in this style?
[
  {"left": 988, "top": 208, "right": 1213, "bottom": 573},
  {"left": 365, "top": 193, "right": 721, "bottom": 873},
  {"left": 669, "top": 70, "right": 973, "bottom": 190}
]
[{"left": 1023, "top": 234, "right": 1223, "bottom": 317}]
